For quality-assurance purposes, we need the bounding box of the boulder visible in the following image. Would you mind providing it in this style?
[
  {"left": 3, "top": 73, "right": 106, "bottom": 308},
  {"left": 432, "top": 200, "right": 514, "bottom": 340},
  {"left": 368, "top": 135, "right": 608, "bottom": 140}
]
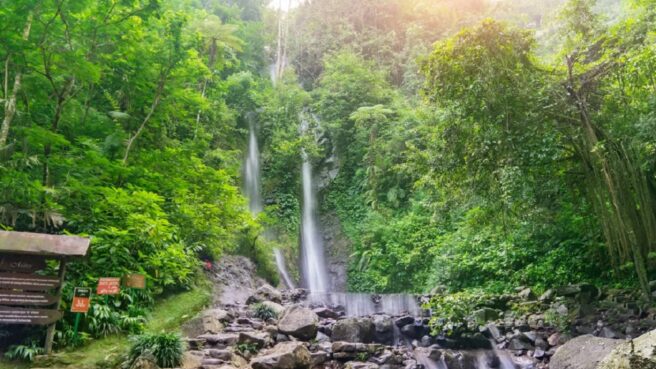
[
  {"left": 481, "top": 323, "right": 503, "bottom": 342},
  {"left": 314, "top": 307, "right": 340, "bottom": 319},
  {"left": 202, "top": 309, "right": 230, "bottom": 334},
  {"left": 261, "top": 301, "right": 286, "bottom": 317},
  {"left": 550, "top": 335, "right": 623, "bottom": 369},
  {"left": 205, "top": 349, "right": 233, "bottom": 361},
  {"left": 471, "top": 308, "right": 502, "bottom": 325},
  {"left": 333, "top": 318, "right": 375, "bottom": 343},
  {"left": 182, "top": 351, "right": 205, "bottom": 369},
  {"left": 239, "top": 331, "right": 271, "bottom": 348},
  {"left": 518, "top": 288, "right": 535, "bottom": 300},
  {"left": 248, "top": 284, "right": 283, "bottom": 304},
  {"left": 316, "top": 331, "right": 331, "bottom": 343},
  {"left": 346, "top": 362, "right": 379, "bottom": 369},
  {"left": 250, "top": 342, "right": 311, "bottom": 369},
  {"left": 311, "top": 351, "right": 329, "bottom": 366},
  {"left": 198, "top": 333, "right": 239, "bottom": 346},
  {"left": 277, "top": 306, "right": 319, "bottom": 340},
  {"left": 394, "top": 316, "right": 414, "bottom": 327},
  {"left": 508, "top": 335, "right": 534, "bottom": 351},
  {"left": 597, "top": 328, "right": 656, "bottom": 369},
  {"left": 372, "top": 315, "right": 394, "bottom": 345},
  {"left": 539, "top": 289, "right": 555, "bottom": 302},
  {"left": 130, "top": 353, "right": 160, "bottom": 369}
]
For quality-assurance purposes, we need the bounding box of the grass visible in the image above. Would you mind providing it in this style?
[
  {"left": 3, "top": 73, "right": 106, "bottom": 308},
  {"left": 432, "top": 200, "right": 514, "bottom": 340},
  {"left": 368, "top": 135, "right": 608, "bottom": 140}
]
[{"left": 0, "top": 281, "right": 211, "bottom": 369}]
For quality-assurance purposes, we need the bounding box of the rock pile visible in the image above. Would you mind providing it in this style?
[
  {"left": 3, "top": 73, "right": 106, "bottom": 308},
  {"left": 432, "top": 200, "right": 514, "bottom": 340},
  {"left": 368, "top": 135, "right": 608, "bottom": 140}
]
[{"left": 170, "top": 257, "right": 656, "bottom": 369}]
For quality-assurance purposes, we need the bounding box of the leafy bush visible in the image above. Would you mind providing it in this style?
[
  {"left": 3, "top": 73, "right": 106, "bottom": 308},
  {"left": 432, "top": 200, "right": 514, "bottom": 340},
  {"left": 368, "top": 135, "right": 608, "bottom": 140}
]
[
  {"left": 427, "top": 290, "right": 492, "bottom": 337},
  {"left": 126, "top": 333, "right": 185, "bottom": 368},
  {"left": 4, "top": 341, "right": 44, "bottom": 361},
  {"left": 88, "top": 304, "right": 146, "bottom": 338},
  {"left": 544, "top": 305, "right": 570, "bottom": 331},
  {"left": 236, "top": 342, "right": 259, "bottom": 356},
  {"left": 252, "top": 303, "right": 278, "bottom": 320}
]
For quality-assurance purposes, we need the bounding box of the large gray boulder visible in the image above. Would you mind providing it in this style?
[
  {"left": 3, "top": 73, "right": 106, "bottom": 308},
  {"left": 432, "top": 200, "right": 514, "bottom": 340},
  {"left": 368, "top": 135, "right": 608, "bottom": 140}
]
[
  {"left": 372, "top": 315, "right": 394, "bottom": 345},
  {"left": 250, "top": 341, "right": 311, "bottom": 369},
  {"left": 248, "top": 284, "right": 283, "bottom": 304},
  {"left": 550, "top": 335, "right": 623, "bottom": 369},
  {"left": 277, "top": 306, "right": 319, "bottom": 340},
  {"left": 201, "top": 308, "right": 230, "bottom": 334},
  {"left": 598, "top": 329, "right": 656, "bottom": 369},
  {"left": 332, "top": 317, "right": 375, "bottom": 343}
]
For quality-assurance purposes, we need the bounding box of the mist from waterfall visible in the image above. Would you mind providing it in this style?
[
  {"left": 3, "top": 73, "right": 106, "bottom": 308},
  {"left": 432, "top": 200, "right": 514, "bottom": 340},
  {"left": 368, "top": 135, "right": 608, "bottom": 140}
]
[{"left": 300, "top": 117, "right": 330, "bottom": 293}]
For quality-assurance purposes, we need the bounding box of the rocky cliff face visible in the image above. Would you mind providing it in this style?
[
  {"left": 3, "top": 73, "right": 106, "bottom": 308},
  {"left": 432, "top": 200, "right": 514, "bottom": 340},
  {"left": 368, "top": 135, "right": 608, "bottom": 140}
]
[{"left": 319, "top": 212, "right": 350, "bottom": 292}]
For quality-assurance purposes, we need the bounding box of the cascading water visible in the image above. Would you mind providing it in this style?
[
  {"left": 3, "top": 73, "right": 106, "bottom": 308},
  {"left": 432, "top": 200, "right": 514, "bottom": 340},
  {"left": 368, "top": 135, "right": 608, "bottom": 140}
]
[
  {"left": 300, "top": 117, "right": 330, "bottom": 294},
  {"left": 298, "top": 114, "right": 419, "bottom": 316},
  {"left": 244, "top": 114, "right": 263, "bottom": 214},
  {"left": 243, "top": 113, "right": 295, "bottom": 289},
  {"left": 274, "top": 248, "right": 295, "bottom": 289}
]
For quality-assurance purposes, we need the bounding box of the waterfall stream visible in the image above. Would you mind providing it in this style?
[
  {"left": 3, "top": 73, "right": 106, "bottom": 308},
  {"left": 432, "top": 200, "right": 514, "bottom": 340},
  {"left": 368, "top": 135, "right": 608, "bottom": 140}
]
[
  {"left": 300, "top": 117, "right": 330, "bottom": 293},
  {"left": 244, "top": 113, "right": 295, "bottom": 289}
]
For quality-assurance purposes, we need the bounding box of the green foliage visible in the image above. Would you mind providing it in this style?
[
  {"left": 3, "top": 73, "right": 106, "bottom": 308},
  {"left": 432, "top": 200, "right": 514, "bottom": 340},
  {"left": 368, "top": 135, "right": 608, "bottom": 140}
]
[
  {"left": 355, "top": 352, "right": 370, "bottom": 362},
  {"left": 427, "top": 290, "right": 492, "bottom": 337},
  {"left": 251, "top": 303, "right": 278, "bottom": 321},
  {"left": 3, "top": 341, "right": 44, "bottom": 362},
  {"left": 236, "top": 342, "right": 259, "bottom": 356},
  {"left": 0, "top": 0, "right": 267, "bottom": 351},
  {"left": 544, "top": 306, "right": 571, "bottom": 331},
  {"left": 126, "top": 333, "right": 185, "bottom": 368}
]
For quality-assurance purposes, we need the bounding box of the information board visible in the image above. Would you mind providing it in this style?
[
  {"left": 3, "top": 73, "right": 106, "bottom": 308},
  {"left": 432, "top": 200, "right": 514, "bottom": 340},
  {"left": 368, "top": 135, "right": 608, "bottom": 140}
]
[
  {"left": 0, "top": 273, "right": 60, "bottom": 290},
  {"left": 0, "top": 290, "right": 58, "bottom": 306},
  {"left": 0, "top": 306, "right": 63, "bottom": 325}
]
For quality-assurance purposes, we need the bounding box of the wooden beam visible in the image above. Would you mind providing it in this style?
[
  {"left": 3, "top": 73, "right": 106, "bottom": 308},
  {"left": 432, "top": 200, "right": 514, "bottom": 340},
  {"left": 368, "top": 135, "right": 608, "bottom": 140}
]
[{"left": 44, "top": 258, "right": 66, "bottom": 354}]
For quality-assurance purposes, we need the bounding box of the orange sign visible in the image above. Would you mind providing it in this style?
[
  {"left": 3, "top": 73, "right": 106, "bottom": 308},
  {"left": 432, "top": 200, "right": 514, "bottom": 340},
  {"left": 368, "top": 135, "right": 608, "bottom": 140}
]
[
  {"left": 96, "top": 277, "right": 121, "bottom": 295},
  {"left": 124, "top": 274, "right": 146, "bottom": 289},
  {"left": 71, "top": 287, "right": 91, "bottom": 313}
]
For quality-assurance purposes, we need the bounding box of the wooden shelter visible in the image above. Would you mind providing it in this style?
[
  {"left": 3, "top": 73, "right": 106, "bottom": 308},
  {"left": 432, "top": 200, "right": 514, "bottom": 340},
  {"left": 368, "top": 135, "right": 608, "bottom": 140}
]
[{"left": 0, "top": 230, "right": 90, "bottom": 354}]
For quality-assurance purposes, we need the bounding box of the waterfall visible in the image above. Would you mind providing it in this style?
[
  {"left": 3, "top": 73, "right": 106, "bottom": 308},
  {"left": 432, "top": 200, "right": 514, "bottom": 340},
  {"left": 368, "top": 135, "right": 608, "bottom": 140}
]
[
  {"left": 244, "top": 113, "right": 295, "bottom": 289},
  {"left": 244, "top": 114, "right": 263, "bottom": 214},
  {"left": 300, "top": 117, "right": 330, "bottom": 293},
  {"left": 274, "top": 248, "right": 295, "bottom": 289}
]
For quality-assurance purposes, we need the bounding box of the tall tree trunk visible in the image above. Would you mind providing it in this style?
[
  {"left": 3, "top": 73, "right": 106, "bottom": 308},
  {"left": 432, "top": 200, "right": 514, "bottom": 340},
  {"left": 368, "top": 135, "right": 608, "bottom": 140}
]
[
  {"left": 0, "top": 13, "right": 33, "bottom": 149},
  {"left": 123, "top": 75, "right": 166, "bottom": 164}
]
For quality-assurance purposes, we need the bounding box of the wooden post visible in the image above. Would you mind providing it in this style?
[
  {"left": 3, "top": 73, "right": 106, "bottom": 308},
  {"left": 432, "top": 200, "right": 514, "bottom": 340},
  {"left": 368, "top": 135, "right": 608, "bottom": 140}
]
[{"left": 45, "top": 258, "right": 66, "bottom": 354}]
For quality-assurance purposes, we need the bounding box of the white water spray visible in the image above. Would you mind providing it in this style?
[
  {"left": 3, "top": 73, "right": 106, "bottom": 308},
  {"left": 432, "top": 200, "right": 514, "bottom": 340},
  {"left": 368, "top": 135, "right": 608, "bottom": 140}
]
[
  {"left": 300, "top": 117, "right": 330, "bottom": 293},
  {"left": 244, "top": 115, "right": 263, "bottom": 214}
]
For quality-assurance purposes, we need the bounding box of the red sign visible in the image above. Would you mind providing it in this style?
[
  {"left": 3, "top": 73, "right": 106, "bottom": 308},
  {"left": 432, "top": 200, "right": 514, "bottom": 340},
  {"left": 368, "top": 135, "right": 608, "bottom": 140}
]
[
  {"left": 96, "top": 277, "right": 121, "bottom": 295},
  {"left": 71, "top": 287, "right": 91, "bottom": 313}
]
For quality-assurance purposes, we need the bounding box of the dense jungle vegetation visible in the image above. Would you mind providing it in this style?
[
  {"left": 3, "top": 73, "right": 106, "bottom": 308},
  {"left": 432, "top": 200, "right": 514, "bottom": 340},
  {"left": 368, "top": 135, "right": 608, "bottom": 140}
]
[{"left": 0, "top": 0, "right": 655, "bottom": 355}]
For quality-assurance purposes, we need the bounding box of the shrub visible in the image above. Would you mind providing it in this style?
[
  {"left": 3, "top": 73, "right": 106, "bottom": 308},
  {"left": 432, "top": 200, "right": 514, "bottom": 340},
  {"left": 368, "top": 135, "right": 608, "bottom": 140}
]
[
  {"left": 236, "top": 342, "right": 259, "bottom": 356},
  {"left": 4, "top": 341, "right": 44, "bottom": 361},
  {"left": 126, "top": 333, "right": 185, "bottom": 368},
  {"left": 427, "top": 290, "right": 492, "bottom": 337},
  {"left": 252, "top": 303, "right": 278, "bottom": 320}
]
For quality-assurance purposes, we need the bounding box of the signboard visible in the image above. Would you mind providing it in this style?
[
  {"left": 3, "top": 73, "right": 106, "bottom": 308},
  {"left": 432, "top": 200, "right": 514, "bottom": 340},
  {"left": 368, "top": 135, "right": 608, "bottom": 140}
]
[
  {"left": 97, "top": 277, "right": 120, "bottom": 295},
  {"left": 71, "top": 287, "right": 91, "bottom": 313},
  {"left": 0, "top": 273, "right": 60, "bottom": 291},
  {"left": 124, "top": 274, "right": 146, "bottom": 289},
  {"left": 0, "top": 254, "right": 46, "bottom": 273},
  {"left": 0, "top": 306, "right": 63, "bottom": 325},
  {"left": 0, "top": 290, "right": 58, "bottom": 306}
]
